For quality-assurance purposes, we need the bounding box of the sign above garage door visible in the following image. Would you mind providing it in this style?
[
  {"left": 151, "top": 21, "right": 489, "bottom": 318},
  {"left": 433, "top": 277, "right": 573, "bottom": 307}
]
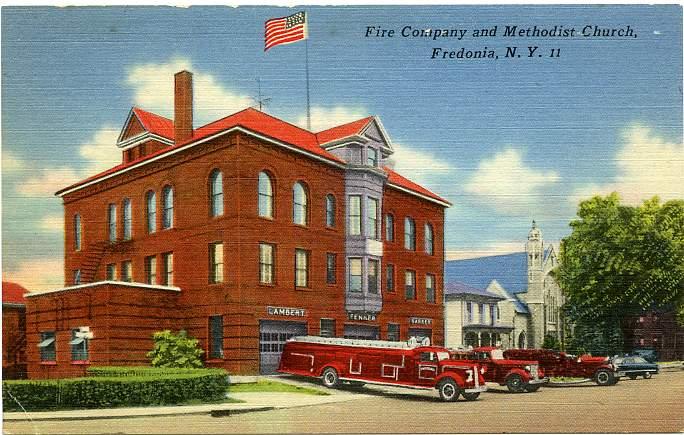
[{"left": 267, "top": 306, "right": 307, "bottom": 317}]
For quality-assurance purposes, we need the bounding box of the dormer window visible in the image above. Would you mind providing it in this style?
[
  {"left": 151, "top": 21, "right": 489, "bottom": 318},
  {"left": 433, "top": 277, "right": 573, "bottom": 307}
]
[{"left": 367, "top": 147, "right": 378, "bottom": 167}]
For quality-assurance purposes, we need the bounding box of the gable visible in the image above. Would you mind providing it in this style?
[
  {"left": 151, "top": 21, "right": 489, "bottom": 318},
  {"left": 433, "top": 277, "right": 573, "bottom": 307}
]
[
  {"left": 361, "top": 119, "right": 393, "bottom": 153},
  {"left": 120, "top": 114, "right": 146, "bottom": 142}
]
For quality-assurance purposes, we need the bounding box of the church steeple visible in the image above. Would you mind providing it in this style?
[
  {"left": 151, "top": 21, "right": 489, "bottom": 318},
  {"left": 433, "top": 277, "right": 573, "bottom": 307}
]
[{"left": 526, "top": 220, "right": 543, "bottom": 273}]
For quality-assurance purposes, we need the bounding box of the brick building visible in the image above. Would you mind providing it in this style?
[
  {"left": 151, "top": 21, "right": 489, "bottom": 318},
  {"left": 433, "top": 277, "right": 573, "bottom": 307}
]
[
  {"left": 623, "top": 310, "right": 684, "bottom": 361},
  {"left": 25, "top": 71, "right": 450, "bottom": 378},
  {"left": 2, "top": 281, "right": 27, "bottom": 379}
]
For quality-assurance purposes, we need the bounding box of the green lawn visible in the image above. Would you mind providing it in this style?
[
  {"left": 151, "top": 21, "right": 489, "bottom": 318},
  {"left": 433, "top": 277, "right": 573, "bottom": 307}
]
[{"left": 227, "top": 380, "right": 329, "bottom": 396}]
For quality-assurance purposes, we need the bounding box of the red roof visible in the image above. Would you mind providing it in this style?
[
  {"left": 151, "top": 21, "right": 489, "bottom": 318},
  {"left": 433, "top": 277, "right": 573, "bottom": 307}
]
[
  {"left": 132, "top": 107, "right": 174, "bottom": 140},
  {"left": 315, "top": 116, "right": 373, "bottom": 144},
  {"left": 57, "top": 108, "right": 449, "bottom": 207},
  {"left": 384, "top": 167, "right": 451, "bottom": 206},
  {"left": 2, "top": 281, "right": 27, "bottom": 305}
]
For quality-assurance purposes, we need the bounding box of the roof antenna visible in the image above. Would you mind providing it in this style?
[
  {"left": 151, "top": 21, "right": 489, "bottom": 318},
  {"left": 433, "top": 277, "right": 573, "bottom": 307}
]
[{"left": 252, "top": 78, "right": 272, "bottom": 112}]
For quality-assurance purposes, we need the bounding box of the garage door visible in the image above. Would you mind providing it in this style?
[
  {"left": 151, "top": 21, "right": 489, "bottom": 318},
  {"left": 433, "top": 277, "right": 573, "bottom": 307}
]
[
  {"left": 259, "top": 320, "right": 307, "bottom": 375},
  {"left": 343, "top": 324, "right": 380, "bottom": 340}
]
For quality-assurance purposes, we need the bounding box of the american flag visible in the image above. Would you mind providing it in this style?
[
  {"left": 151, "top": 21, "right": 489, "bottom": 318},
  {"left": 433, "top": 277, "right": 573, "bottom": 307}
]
[{"left": 264, "top": 11, "right": 307, "bottom": 51}]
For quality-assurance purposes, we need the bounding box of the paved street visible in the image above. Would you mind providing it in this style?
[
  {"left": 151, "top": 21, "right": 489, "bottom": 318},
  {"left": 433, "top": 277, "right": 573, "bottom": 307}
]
[{"left": 4, "top": 370, "right": 684, "bottom": 434}]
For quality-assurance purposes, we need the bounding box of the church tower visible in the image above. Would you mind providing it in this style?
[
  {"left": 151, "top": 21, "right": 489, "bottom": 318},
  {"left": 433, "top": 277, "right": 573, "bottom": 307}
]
[{"left": 526, "top": 220, "right": 545, "bottom": 347}]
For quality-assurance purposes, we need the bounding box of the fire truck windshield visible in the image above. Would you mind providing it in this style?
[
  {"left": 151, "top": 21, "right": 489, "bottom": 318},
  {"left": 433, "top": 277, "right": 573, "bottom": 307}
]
[
  {"left": 490, "top": 349, "right": 504, "bottom": 360},
  {"left": 437, "top": 352, "right": 450, "bottom": 361}
]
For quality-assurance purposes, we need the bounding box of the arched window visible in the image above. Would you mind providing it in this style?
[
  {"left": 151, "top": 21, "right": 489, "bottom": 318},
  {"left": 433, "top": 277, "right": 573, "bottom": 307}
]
[
  {"left": 518, "top": 331, "right": 526, "bottom": 349},
  {"left": 107, "top": 204, "right": 117, "bottom": 242},
  {"left": 162, "top": 186, "right": 174, "bottom": 229},
  {"left": 258, "top": 172, "right": 273, "bottom": 218},
  {"left": 404, "top": 217, "right": 416, "bottom": 250},
  {"left": 209, "top": 170, "right": 223, "bottom": 217},
  {"left": 425, "top": 223, "right": 434, "bottom": 255},
  {"left": 123, "top": 198, "right": 132, "bottom": 240},
  {"left": 293, "top": 182, "right": 308, "bottom": 226},
  {"left": 480, "top": 332, "right": 491, "bottom": 347},
  {"left": 146, "top": 191, "right": 156, "bottom": 234},
  {"left": 325, "top": 194, "right": 336, "bottom": 227},
  {"left": 73, "top": 214, "right": 81, "bottom": 251}
]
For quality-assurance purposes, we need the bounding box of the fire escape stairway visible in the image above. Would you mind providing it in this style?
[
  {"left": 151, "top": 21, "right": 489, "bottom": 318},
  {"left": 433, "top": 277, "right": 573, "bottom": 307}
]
[{"left": 80, "top": 241, "right": 109, "bottom": 283}]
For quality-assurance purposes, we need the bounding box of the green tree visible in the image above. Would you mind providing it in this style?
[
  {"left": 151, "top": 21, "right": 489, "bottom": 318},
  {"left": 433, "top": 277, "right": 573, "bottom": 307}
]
[
  {"left": 557, "top": 193, "right": 684, "bottom": 348},
  {"left": 542, "top": 334, "right": 560, "bottom": 350},
  {"left": 147, "top": 330, "right": 204, "bottom": 368}
]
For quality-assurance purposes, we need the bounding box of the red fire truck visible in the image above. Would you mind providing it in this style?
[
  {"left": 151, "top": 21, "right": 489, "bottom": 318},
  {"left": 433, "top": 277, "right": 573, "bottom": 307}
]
[
  {"left": 503, "top": 349, "right": 620, "bottom": 386},
  {"left": 278, "top": 336, "right": 487, "bottom": 402}
]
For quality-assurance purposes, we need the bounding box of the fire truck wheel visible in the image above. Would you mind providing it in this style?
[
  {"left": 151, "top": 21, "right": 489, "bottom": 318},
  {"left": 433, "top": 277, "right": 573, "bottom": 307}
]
[
  {"left": 437, "top": 378, "right": 461, "bottom": 402},
  {"left": 462, "top": 392, "right": 480, "bottom": 401},
  {"left": 594, "top": 369, "right": 615, "bottom": 386},
  {"left": 321, "top": 367, "right": 340, "bottom": 388},
  {"left": 643, "top": 372, "right": 652, "bottom": 379},
  {"left": 524, "top": 384, "right": 541, "bottom": 393},
  {"left": 628, "top": 374, "right": 637, "bottom": 380},
  {"left": 505, "top": 374, "right": 525, "bottom": 393}
]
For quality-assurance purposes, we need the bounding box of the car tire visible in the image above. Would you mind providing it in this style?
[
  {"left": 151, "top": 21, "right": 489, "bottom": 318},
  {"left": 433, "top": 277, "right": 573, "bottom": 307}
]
[
  {"left": 506, "top": 374, "right": 526, "bottom": 393},
  {"left": 644, "top": 372, "right": 652, "bottom": 379},
  {"left": 595, "top": 369, "right": 615, "bottom": 386},
  {"left": 462, "top": 392, "right": 480, "bottom": 401},
  {"left": 524, "top": 384, "right": 541, "bottom": 393},
  {"left": 437, "top": 378, "right": 461, "bottom": 402},
  {"left": 321, "top": 367, "right": 340, "bottom": 388},
  {"left": 628, "top": 375, "right": 637, "bottom": 380}
]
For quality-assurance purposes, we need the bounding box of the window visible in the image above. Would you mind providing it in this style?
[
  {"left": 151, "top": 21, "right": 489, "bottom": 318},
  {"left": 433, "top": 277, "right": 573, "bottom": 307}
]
[
  {"left": 122, "top": 260, "right": 132, "bottom": 282},
  {"left": 325, "top": 194, "right": 336, "bottom": 227},
  {"left": 145, "top": 255, "right": 157, "bottom": 285},
  {"left": 405, "top": 270, "right": 416, "bottom": 300},
  {"left": 479, "top": 304, "right": 485, "bottom": 323},
  {"left": 367, "top": 147, "right": 378, "bottom": 167},
  {"left": 387, "top": 323, "right": 400, "bottom": 341},
  {"left": 349, "top": 195, "right": 362, "bottom": 235},
  {"left": 368, "top": 259, "right": 379, "bottom": 294},
  {"left": 366, "top": 198, "right": 378, "bottom": 239},
  {"left": 73, "top": 270, "right": 81, "bottom": 285},
  {"left": 146, "top": 191, "right": 157, "bottom": 233},
  {"left": 209, "top": 315, "right": 224, "bottom": 359},
  {"left": 209, "top": 242, "right": 224, "bottom": 284},
  {"left": 320, "top": 319, "right": 336, "bottom": 337},
  {"left": 106, "top": 263, "right": 116, "bottom": 281},
  {"left": 326, "top": 253, "right": 336, "bottom": 284},
  {"left": 209, "top": 170, "right": 224, "bottom": 217},
  {"left": 467, "top": 302, "right": 473, "bottom": 323},
  {"left": 38, "top": 331, "right": 56, "bottom": 362},
  {"left": 490, "top": 305, "right": 497, "bottom": 325},
  {"left": 74, "top": 214, "right": 81, "bottom": 251},
  {"left": 259, "top": 243, "right": 274, "bottom": 285},
  {"left": 123, "top": 198, "right": 132, "bottom": 240},
  {"left": 162, "top": 253, "right": 173, "bottom": 285},
  {"left": 108, "top": 204, "right": 117, "bottom": 242},
  {"left": 385, "top": 214, "right": 394, "bottom": 241},
  {"left": 425, "top": 223, "right": 434, "bottom": 255},
  {"left": 162, "top": 186, "right": 173, "bottom": 229},
  {"left": 496, "top": 305, "right": 500, "bottom": 321},
  {"left": 349, "top": 258, "right": 362, "bottom": 292},
  {"left": 70, "top": 328, "right": 89, "bottom": 361},
  {"left": 386, "top": 264, "right": 395, "bottom": 292},
  {"left": 426, "top": 274, "right": 435, "bottom": 303},
  {"left": 258, "top": 172, "right": 274, "bottom": 218},
  {"left": 295, "top": 249, "right": 309, "bottom": 287},
  {"left": 404, "top": 217, "right": 416, "bottom": 250},
  {"left": 293, "top": 182, "right": 308, "bottom": 225}
]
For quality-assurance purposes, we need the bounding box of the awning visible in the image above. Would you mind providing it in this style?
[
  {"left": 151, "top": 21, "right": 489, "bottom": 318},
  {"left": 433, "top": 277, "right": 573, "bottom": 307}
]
[
  {"left": 37, "top": 337, "right": 55, "bottom": 348},
  {"left": 69, "top": 337, "right": 84, "bottom": 345}
]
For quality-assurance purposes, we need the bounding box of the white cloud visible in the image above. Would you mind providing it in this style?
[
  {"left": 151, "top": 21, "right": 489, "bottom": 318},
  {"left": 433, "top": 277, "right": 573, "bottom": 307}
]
[
  {"left": 3, "top": 259, "right": 64, "bottom": 292},
  {"left": 18, "top": 127, "right": 120, "bottom": 197},
  {"left": 572, "top": 125, "right": 684, "bottom": 205},
  {"left": 126, "top": 57, "right": 252, "bottom": 126},
  {"left": 2, "top": 152, "right": 25, "bottom": 172},
  {"left": 295, "top": 106, "right": 368, "bottom": 132},
  {"left": 39, "top": 214, "right": 64, "bottom": 232},
  {"left": 387, "top": 141, "right": 456, "bottom": 189},
  {"left": 465, "top": 148, "right": 560, "bottom": 214}
]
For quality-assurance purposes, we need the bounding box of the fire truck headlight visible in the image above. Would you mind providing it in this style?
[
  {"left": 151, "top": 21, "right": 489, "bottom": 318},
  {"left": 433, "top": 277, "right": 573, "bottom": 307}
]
[
  {"left": 480, "top": 366, "right": 485, "bottom": 374},
  {"left": 524, "top": 365, "right": 531, "bottom": 372}
]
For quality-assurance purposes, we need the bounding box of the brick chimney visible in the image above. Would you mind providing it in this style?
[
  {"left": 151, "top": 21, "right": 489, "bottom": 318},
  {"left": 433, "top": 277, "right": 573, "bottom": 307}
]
[{"left": 174, "top": 70, "right": 193, "bottom": 143}]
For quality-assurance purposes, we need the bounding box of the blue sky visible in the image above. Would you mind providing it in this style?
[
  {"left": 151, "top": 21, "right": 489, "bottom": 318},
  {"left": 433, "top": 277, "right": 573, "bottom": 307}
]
[{"left": 2, "top": 5, "right": 682, "bottom": 290}]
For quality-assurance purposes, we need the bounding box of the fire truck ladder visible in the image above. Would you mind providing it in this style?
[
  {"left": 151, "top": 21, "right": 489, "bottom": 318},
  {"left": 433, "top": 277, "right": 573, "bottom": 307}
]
[{"left": 288, "top": 335, "right": 431, "bottom": 349}]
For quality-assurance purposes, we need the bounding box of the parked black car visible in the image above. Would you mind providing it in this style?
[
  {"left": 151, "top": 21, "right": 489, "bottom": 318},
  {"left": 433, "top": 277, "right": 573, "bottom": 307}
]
[
  {"left": 613, "top": 356, "right": 659, "bottom": 379},
  {"left": 629, "top": 348, "right": 658, "bottom": 362}
]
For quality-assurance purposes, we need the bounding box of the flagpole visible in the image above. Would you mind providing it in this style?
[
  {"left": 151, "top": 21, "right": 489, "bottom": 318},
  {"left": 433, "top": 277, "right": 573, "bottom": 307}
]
[{"left": 305, "top": 35, "right": 311, "bottom": 131}]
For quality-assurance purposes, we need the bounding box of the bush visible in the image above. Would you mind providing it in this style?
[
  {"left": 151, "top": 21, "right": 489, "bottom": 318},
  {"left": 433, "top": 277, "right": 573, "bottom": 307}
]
[
  {"left": 2, "top": 369, "right": 229, "bottom": 412},
  {"left": 87, "top": 366, "right": 224, "bottom": 378},
  {"left": 147, "top": 330, "right": 204, "bottom": 368},
  {"left": 542, "top": 334, "right": 561, "bottom": 351}
]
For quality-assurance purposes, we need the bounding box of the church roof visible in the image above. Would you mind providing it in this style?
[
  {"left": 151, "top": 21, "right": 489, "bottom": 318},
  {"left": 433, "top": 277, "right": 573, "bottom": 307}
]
[
  {"left": 444, "top": 282, "right": 504, "bottom": 300},
  {"left": 446, "top": 253, "right": 529, "bottom": 293}
]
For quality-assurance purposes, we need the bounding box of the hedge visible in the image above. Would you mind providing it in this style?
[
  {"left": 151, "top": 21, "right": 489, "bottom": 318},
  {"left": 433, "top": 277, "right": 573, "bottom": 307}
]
[
  {"left": 3, "top": 369, "right": 229, "bottom": 412},
  {"left": 86, "top": 366, "right": 226, "bottom": 378}
]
